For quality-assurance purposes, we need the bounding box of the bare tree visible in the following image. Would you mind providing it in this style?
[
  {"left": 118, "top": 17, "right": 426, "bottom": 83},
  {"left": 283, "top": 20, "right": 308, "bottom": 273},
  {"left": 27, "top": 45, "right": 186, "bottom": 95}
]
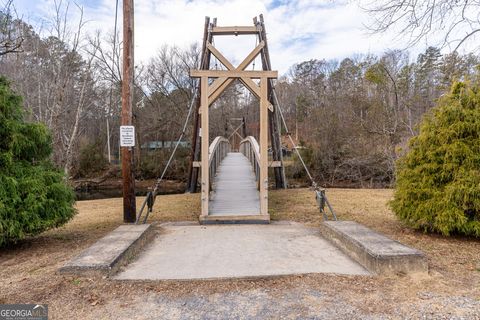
[
  {"left": 363, "top": 0, "right": 480, "bottom": 51},
  {"left": 45, "top": 0, "right": 96, "bottom": 177},
  {"left": 0, "top": 0, "right": 23, "bottom": 55},
  {"left": 86, "top": 30, "right": 123, "bottom": 163}
]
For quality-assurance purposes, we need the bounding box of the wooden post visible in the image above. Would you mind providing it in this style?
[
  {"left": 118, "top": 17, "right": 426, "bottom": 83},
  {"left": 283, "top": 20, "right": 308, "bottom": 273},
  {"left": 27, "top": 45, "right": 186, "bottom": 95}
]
[
  {"left": 259, "top": 77, "right": 268, "bottom": 215},
  {"left": 200, "top": 76, "right": 209, "bottom": 217},
  {"left": 242, "top": 116, "right": 246, "bottom": 137},
  {"left": 258, "top": 15, "right": 287, "bottom": 189},
  {"left": 121, "top": 0, "right": 136, "bottom": 223},
  {"left": 187, "top": 16, "right": 211, "bottom": 193}
]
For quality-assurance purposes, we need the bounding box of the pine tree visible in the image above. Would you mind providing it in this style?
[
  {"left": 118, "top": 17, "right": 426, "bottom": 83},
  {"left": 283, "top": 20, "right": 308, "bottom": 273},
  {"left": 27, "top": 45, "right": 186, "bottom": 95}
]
[
  {"left": 391, "top": 81, "right": 480, "bottom": 237},
  {"left": 0, "top": 77, "right": 76, "bottom": 246}
]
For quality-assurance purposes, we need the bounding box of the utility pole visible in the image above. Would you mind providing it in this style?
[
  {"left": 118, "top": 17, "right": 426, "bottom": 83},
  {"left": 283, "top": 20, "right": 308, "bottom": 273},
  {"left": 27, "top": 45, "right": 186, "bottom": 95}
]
[{"left": 121, "top": 0, "right": 136, "bottom": 222}]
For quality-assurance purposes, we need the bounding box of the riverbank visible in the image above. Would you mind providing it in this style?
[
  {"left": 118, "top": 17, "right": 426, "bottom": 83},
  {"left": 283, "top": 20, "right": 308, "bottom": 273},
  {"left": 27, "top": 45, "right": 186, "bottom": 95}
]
[{"left": 74, "top": 178, "right": 185, "bottom": 200}]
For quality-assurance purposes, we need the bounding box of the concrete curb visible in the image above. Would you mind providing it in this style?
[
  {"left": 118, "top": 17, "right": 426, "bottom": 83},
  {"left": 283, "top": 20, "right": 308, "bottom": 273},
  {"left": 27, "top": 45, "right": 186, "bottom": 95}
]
[
  {"left": 321, "top": 221, "right": 428, "bottom": 275},
  {"left": 199, "top": 214, "right": 270, "bottom": 224},
  {"left": 59, "top": 224, "right": 155, "bottom": 277}
]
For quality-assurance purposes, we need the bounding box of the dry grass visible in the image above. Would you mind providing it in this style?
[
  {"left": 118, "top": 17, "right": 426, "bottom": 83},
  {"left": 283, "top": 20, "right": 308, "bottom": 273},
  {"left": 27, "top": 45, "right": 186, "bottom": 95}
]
[
  {"left": 272, "top": 188, "right": 480, "bottom": 286},
  {"left": 0, "top": 188, "right": 479, "bottom": 318}
]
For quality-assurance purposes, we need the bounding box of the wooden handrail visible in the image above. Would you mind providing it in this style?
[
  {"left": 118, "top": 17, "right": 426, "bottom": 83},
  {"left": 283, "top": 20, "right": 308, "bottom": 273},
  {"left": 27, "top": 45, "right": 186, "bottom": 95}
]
[
  {"left": 239, "top": 136, "right": 261, "bottom": 188},
  {"left": 209, "top": 136, "right": 229, "bottom": 165},
  {"left": 208, "top": 136, "right": 231, "bottom": 191},
  {"left": 240, "top": 136, "right": 260, "bottom": 165}
]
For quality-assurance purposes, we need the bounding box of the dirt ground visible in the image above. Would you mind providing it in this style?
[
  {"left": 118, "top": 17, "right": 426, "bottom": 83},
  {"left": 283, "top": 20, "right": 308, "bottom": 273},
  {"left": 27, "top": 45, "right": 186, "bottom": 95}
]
[{"left": 0, "top": 188, "right": 479, "bottom": 319}]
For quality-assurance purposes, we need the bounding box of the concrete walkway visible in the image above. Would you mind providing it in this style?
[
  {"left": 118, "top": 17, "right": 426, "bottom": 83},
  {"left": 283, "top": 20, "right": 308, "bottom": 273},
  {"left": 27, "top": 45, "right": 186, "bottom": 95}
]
[
  {"left": 115, "top": 223, "right": 369, "bottom": 280},
  {"left": 209, "top": 152, "right": 260, "bottom": 216}
]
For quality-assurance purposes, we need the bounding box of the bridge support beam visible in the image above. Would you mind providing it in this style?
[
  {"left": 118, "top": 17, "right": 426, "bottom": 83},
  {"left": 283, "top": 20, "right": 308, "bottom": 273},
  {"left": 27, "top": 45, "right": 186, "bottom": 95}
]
[
  {"left": 200, "top": 76, "right": 209, "bottom": 217},
  {"left": 259, "top": 77, "right": 268, "bottom": 216},
  {"left": 187, "top": 17, "right": 213, "bottom": 194}
]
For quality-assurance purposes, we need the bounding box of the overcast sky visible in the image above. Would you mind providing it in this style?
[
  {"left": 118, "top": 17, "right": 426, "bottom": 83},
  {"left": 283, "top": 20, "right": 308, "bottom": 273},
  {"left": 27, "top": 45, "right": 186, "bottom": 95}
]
[{"left": 11, "top": 0, "right": 435, "bottom": 74}]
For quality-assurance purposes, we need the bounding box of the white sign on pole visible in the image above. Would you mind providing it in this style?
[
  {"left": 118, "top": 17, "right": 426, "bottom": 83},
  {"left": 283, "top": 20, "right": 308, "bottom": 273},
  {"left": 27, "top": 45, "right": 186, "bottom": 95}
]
[{"left": 120, "top": 125, "right": 135, "bottom": 147}]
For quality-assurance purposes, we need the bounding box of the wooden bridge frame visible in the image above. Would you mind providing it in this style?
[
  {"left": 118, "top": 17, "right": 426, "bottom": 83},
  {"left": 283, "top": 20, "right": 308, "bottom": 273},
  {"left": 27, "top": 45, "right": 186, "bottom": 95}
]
[
  {"left": 190, "top": 23, "right": 278, "bottom": 218},
  {"left": 187, "top": 16, "right": 287, "bottom": 195},
  {"left": 227, "top": 117, "right": 246, "bottom": 151}
]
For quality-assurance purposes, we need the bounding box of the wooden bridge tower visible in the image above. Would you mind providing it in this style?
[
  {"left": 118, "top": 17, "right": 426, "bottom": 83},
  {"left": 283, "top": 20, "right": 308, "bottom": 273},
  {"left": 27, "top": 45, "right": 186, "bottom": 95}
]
[{"left": 187, "top": 15, "right": 286, "bottom": 222}]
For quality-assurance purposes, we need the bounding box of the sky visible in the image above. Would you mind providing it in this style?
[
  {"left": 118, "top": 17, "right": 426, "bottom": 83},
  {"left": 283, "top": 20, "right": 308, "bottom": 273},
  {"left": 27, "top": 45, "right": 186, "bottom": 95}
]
[{"left": 9, "top": 0, "right": 435, "bottom": 75}]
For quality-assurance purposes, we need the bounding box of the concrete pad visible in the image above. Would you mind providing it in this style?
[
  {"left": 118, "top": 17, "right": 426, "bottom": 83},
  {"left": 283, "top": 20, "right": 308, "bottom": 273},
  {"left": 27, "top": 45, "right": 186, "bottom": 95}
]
[
  {"left": 322, "top": 221, "right": 428, "bottom": 275},
  {"left": 114, "top": 222, "right": 369, "bottom": 280},
  {"left": 59, "top": 224, "right": 154, "bottom": 276}
]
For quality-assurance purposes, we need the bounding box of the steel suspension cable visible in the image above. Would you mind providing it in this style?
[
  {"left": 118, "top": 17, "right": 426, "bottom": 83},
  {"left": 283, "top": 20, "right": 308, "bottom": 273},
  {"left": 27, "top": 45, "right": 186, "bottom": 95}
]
[
  {"left": 256, "top": 16, "right": 335, "bottom": 219},
  {"left": 105, "top": 0, "right": 119, "bottom": 163},
  {"left": 153, "top": 88, "right": 198, "bottom": 194},
  {"left": 271, "top": 86, "right": 337, "bottom": 220},
  {"left": 136, "top": 83, "right": 199, "bottom": 224},
  {"left": 271, "top": 87, "right": 317, "bottom": 188},
  {"left": 136, "top": 28, "right": 211, "bottom": 224},
  {"left": 112, "top": 0, "right": 119, "bottom": 72}
]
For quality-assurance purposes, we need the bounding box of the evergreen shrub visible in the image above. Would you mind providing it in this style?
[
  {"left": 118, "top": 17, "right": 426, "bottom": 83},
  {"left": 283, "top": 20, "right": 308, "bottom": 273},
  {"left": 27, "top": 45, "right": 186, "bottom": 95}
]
[
  {"left": 0, "top": 77, "right": 76, "bottom": 246},
  {"left": 391, "top": 82, "right": 480, "bottom": 237}
]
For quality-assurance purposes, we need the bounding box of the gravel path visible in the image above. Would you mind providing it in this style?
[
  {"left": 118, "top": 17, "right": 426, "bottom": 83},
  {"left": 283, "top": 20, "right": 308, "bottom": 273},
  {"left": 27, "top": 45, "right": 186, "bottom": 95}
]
[{"left": 84, "top": 285, "right": 480, "bottom": 319}]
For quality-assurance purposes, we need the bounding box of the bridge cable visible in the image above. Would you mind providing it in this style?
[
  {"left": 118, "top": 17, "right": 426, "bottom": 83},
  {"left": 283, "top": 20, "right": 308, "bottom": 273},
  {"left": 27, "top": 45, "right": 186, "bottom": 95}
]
[
  {"left": 252, "top": 36, "right": 257, "bottom": 70},
  {"left": 135, "top": 84, "right": 199, "bottom": 224},
  {"left": 136, "top": 27, "right": 213, "bottom": 224},
  {"left": 212, "top": 37, "right": 218, "bottom": 70},
  {"left": 271, "top": 86, "right": 337, "bottom": 221},
  {"left": 253, "top": 19, "right": 336, "bottom": 220},
  {"left": 105, "top": 0, "right": 120, "bottom": 164}
]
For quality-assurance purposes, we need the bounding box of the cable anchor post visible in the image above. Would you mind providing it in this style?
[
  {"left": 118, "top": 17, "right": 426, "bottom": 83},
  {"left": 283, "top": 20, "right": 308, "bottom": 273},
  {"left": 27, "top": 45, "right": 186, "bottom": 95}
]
[
  {"left": 146, "top": 191, "right": 155, "bottom": 213},
  {"left": 315, "top": 189, "right": 328, "bottom": 221}
]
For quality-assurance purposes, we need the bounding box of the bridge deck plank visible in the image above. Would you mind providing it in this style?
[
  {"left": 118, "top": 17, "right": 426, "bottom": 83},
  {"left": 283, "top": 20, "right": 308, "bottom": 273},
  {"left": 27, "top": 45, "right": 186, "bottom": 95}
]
[{"left": 210, "top": 152, "right": 260, "bottom": 216}]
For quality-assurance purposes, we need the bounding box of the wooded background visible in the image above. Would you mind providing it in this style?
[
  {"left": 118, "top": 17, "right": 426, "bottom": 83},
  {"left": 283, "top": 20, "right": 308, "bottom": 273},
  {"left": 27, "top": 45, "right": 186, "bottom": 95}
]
[{"left": 1, "top": 2, "right": 479, "bottom": 188}]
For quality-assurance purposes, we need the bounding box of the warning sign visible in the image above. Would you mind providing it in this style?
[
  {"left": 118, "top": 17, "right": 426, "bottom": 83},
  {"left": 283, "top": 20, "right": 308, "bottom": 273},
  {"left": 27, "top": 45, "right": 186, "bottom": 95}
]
[{"left": 120, "top": 125, "right": 135, "bottom": 147}]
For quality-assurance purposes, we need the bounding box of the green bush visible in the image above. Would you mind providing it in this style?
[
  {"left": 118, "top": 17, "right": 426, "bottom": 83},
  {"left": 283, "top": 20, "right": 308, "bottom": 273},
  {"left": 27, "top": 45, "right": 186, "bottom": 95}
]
[
  {"left": 0, "top": 77, "right": 76, "bottom": 246},
  {"left": 78, "top": 141, "right": 108, "bottom": 178},
  {"left": 137, "top": 148, "right": 190, "bottom": 180},
  {"left": 391, "top": 82, "right": 480, "bottom": 237},
  {"left": 288, "top": 146, "right": 314, "bottom": 180}
]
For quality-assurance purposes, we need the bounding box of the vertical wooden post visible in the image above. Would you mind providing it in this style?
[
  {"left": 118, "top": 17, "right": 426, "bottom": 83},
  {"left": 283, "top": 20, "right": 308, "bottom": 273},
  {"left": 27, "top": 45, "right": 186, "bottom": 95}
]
[
  {"left": 200, "top": 76, "right": 209, "bottom": 217},
  {"left": 187, "top": 16, "right": 211, "bottom": 193},
  {"left": 259, "top": 77, "right": 268, "bottom": 215},
  {"left": 121, "top": 0, "right": 136, "bottom": 223},
  {"left": 257, "top": 14, "right": 286, "bottom": 189}
]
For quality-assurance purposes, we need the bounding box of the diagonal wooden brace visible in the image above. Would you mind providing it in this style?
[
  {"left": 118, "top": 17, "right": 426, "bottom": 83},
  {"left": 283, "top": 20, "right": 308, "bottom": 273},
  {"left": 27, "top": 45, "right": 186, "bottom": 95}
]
[{"left": 206, "top": 41, "right": 274, "bottom": 110}]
